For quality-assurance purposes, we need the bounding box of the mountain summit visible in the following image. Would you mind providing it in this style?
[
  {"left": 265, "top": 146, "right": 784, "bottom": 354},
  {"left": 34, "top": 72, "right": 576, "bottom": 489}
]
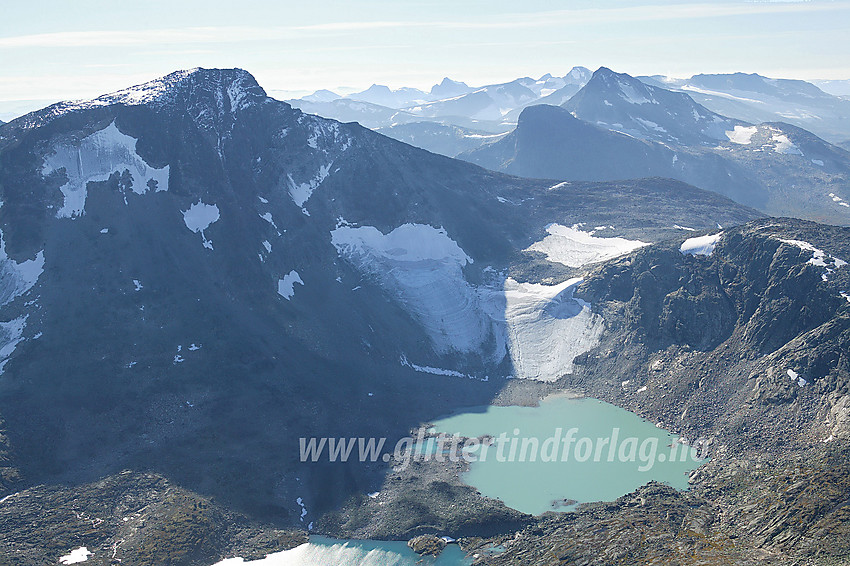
[{"left": 564, "top": 67, "right": 744, "bottom": 145}]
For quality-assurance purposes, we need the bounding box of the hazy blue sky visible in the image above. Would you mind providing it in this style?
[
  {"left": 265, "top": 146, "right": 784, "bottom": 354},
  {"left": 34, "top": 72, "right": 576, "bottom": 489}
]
[{"left": 2, "top": 0, "right": 849, "bottom": 115}]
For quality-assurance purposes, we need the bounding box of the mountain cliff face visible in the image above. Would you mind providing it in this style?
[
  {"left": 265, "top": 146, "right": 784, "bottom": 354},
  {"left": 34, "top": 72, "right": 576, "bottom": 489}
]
[{"left": 0, "top": 68, "right": 762, "bottom": 532}]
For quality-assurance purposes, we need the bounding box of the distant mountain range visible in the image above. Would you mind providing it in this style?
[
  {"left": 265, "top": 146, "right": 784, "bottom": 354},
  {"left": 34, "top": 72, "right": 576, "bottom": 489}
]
[
  {"left": 288, "top": 67, "right": 850, "bottom": 160},
  {"left": 288, "top": 68, "right": 593, "bottom": 155},
  {"left": 461, "top": 67, "right": 850, "bottom": 227},
  {"left": 640, "top": 73, "right": 850, "bottom": 145}
]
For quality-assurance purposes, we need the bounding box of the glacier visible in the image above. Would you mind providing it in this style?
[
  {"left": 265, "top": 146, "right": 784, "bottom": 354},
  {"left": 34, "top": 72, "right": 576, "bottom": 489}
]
[
  {"left": 332, "top": 223, "right": 611, "bottom": 381},
  {"left": 42, "top": 121, "right": 169, "bottom": 218}
]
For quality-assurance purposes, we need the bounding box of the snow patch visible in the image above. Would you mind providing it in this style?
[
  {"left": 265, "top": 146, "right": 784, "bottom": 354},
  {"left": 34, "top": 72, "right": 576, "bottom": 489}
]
[
  {"left": 400, "top": 354, "right": 487, "bottom": 381},
  {"left": 829, "top": 193, "right": 849, "bottom": 208},
  {"left": 0, "top": 316, "right": 27, "bottom": 374},
  {"left": 288, "top": 163, "right": 332, "bottom": 208},
  {"left": 42, "top": 121, "right": 169, "bottom": 218},
  {"left": 771, "top": 132, "right": 802, "bottom": 155},
  {"left": 779, "top": 239, "right": 847, "bottom": 268},
  {"left": 787, "top": 368, "right": 807, "bottom": 387},
  {"left": 296, "top": 497, "right": 308, "bottom": 523},
  {"left": 0, "top": 230, "right": 45, "bottom": 306},
  {"left": 182, "top": 201, "right": 220, "bottom": 250},
  {"left": 526, "top": 224, "right": 648, "bottom": 268},
  {"left": 59, "top": 547, "right": 92, "bottom": 565},
  {"left": 681, "top": 233, "right": 722, "bottom": 256},
  {"left": 725, "top": 125, "right": 757, "bottom": 145},
  {"left": 278, "top": 270, "right": 304, "bottom": 300}
]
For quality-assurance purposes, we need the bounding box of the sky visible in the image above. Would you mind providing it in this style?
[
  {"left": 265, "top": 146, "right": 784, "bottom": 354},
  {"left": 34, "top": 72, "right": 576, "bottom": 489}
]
[{"left": 1, "top": 0, "right": 849, "bottom": 119}]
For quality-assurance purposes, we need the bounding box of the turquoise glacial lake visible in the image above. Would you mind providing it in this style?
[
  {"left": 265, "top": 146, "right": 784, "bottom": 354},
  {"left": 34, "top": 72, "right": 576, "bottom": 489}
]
[{"left": 429, "top": 395, "right": 706, "bottom": 515}]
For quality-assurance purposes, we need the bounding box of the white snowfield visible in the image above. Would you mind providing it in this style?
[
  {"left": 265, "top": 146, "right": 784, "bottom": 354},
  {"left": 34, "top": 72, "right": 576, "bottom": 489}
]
[
  {"left": 42, "top": 121, "right": 169, "bottom": 218},
  {"left": 770, "top": 131, "right": 802, "bottom": 155},
  {"left": 617, "top": 78, "right": 656, "bottom": 105},
  {"left": 725, "top": 125, "right": 758, "bottom": 145},
  {"left": 59, "top": 546, "right": 92, "bottom": 564},
  {"left": 680, "top": 233, "right": 723, "bottom": 256},
  {"left": 332, "top": 223, "right": 608, "bottom": 381},
  {"left": 278, "top": 271, "right": 304, "bottom": 300},
  {"left": 182, "top": 201, "right": 220, "bottom": 250},
  {"left": 526, "top": 224, "right": 648, "bottom": 268}
]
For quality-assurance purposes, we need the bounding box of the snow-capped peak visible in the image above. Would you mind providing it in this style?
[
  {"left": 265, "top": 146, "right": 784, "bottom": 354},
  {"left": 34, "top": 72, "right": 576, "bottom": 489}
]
[{"left": 21, "top": 68, "right": 267, "bottom": 129}]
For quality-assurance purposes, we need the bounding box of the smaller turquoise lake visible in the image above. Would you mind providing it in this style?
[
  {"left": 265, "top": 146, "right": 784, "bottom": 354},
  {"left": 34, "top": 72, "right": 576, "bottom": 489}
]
[
  {"left": 212, "top": 536, "right": 471, "bottom": 565},
  {"left": 430, "top": 395, "right": 706, "bottom": 515}
]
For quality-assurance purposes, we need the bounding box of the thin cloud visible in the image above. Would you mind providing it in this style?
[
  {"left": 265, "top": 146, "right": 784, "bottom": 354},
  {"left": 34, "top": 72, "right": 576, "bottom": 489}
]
[{"left": 1, "top": 2, "right": 845, "bottom": 48}]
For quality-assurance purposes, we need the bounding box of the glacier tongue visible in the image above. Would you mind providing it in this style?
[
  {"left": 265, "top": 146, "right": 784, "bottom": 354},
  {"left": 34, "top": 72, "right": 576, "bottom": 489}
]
[
  {"left": 42, "top": 121, "right": 170, "bottom": 218},
  {"left": 332, "top": 223, "right": 606, "bottom": 380},
  {"left": 503, "top": 277, "right": 603, "bottom": 381},
  {"left": 331, "top": 223, "right": 492, "bottom": 356}
]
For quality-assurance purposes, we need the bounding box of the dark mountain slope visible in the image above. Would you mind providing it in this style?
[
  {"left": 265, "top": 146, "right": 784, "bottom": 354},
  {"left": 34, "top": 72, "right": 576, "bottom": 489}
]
[{"left": 461, "top": 104, "right": 769, "bottom": 210}]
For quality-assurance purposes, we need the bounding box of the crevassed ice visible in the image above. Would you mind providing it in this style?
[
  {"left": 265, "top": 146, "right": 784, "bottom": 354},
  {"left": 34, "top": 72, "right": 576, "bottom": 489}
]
[
  {"left": 332, "top": 223, "right": 605, "bottom": 380},
  {"left": 502, "top": 278, "right": 604, "bottom": 381},
  {"left": 42, "top": 121, "right": 169, "bottom": 218},
  {"left": 210, "top": 540, "right": 422, "bottom": 566},
  {"left": 331, "top": 223, "right": 491, "bottom": 356},
  {"left": 526, "top": 224, "right": 648, "bottom": 268}
]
